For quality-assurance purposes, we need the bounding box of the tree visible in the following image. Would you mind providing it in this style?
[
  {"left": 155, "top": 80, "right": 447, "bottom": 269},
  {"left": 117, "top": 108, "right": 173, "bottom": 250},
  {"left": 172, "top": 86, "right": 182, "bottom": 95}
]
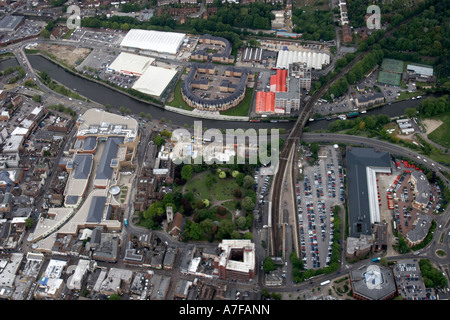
[
  {"left": 40, "top": 28, "right": 51, "bottom": 38},
  {"left": 188, "top": 223, "right": 204, "bottom": 240},
  {"left": 232, "top": 170, "right": 240, "bottom": 178},
  {"left": 181, "top": 164, "right": 193, "bottom": 181},
  {"left": 25, "top": 217, "right": 34, "bottom": 229},
  {"left": 153, "top": 135, "right": 165, "bottom": 147},
  {"left": 404, "top": 107, "right": 417, "bottom": 118},
  {"left": 235, "top": 216, "right": 247, "bottom": 230},
  {"left": 263, "top": 257, "right": 276, "bottom": 274},
  {"left": 242, "top": 175, "right": 255, "bottom": 189},
  {"left": 200, "top": 218, "right": 215, "bottom": 235},
  {"left": 217, "top": 219, "right": 236, "bottom": 240},
  {"left": 233, "top": 188, "right": 242, "bottom": 198},
  {"left": 218, "top": 171, "right": 226, "bottom": 179},
  {"left": 242, "top": 196, "right": 255, "bottom": 211},
  {"left": 236, "top": 172, "right": 245, "bottom": 186}
]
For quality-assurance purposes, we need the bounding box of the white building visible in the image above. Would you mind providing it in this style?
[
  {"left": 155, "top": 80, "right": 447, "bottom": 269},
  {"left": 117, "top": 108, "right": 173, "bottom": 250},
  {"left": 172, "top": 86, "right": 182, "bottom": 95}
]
[
  {"left": 120, "top": 29, "right": 186, "bottom": 55},
  {"left": 107, "top": 52, "right": 155, "bottom": 76},
  {"left": 276, "top": 50, "right": 330, "bottom": 70},
  {"left": 131, "top": 65, "right": 178, "bottom": 98}
]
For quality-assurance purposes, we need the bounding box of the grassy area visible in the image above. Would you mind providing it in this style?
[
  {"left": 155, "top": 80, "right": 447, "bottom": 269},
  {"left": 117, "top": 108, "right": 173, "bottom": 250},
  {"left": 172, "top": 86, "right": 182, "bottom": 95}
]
[
  {"left": 211, "top": 178, "right": 239, "bottom": 201},
  {"left": 220, "top": 87, "right": 253, "bottom": 117},
  {"left": 222, "top": 200, "right": 239, "bottom": 213},
  {"left": 166, "top": 79, "right": 193, "bottom": 111},
  {"left": 427, "top": 113, "right": 450, "bottom": 148},
  {"left": 396, "top": 90, "right": 424, "bottom": 101},
  {"left": 63, "top": 28, "right": 75, "bottom": 39},
  {"left": 184, "top": 174, "right": 211, "bottom": 200}
]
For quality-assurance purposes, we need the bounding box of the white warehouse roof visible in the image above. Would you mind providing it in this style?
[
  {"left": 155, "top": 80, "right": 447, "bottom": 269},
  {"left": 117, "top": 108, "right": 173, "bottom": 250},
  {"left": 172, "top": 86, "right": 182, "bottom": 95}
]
[
  {"left": 406, "top": 64, "right": 433, "bottom": 77},
  {"left": 108, "top": 52, "right": 155, "bottom": 76},
  {"left": 276, "top": 50, "right": 330, "bottom": 70},
  {"left": 120, "top": 29, "right": 186, "bottom": 55},
  {"left": 131, "top": 65, "right": 177, "bottom": 97}
]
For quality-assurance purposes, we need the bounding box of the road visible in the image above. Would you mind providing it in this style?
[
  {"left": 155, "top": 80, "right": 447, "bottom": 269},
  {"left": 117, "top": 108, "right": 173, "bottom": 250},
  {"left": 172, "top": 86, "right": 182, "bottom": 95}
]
[{"left": 302, "top": 132, "right": 450, "bottom": 187}]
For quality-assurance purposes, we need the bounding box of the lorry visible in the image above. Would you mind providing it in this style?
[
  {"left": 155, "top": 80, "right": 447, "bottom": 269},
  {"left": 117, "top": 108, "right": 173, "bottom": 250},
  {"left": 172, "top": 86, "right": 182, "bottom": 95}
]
[
  {"left": 124, "top": 218, "right": 128, "bottom": 227},
  {"left": 372, "top": 257, "right": 381, "bottom": 262}
]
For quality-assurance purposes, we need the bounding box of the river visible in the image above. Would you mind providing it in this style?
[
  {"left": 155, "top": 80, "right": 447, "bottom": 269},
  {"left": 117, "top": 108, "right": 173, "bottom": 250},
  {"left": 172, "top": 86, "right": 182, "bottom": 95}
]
[
  {"left": 26, "top": 55, "right": 294, "bottom": 131},
  {"left": 7, "top": 55, "right": 431, "bottom": 132}
]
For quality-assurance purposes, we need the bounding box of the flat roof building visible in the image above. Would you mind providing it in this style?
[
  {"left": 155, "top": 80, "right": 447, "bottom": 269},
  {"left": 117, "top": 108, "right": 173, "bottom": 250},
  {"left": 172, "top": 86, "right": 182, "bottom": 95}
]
[
  {"left": 107, "top": 52, "right": 155, "bottom": 76},
  {"left": 131, "top": 65, "right": 178, "bottom": 98},
  {"left": 120, "top": 29, "right": 186, "bottom": 55},
  {"left": 255, "top": 91, "right": 275, "bottom": 114},
  {"left": 346, "top": 147, "right": 391, "bottom": 238},
  {"left": 276, "top": 50, "right": 330, "bottom": 70},
  {"left": 0, "top": 15, "right": 24, "bottom": 32},
  {"left": 350, "top": 264, "right": 397, "bottom": 300},
  {"left": 215, "top": 239, "right": 255, "bottom": 282}
]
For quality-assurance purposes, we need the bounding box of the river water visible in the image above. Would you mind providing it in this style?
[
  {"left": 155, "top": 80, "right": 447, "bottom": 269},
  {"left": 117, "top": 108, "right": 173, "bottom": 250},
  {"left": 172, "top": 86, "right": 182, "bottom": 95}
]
[
  {"left": 26, "top": 55, "right": 293, "bottom": 131},
  {"left": 4, "top": 55, "right": 430, "bottom": 132}
]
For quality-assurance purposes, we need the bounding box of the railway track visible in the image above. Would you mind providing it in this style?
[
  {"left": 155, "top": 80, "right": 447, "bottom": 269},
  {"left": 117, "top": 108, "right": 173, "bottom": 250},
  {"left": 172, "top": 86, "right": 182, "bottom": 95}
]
[
  {"left": 268, "top": 6, "right": 429, "bottom": 256},
  {"left": 270, "top": 52, "right": 366, "bottom": 256}
]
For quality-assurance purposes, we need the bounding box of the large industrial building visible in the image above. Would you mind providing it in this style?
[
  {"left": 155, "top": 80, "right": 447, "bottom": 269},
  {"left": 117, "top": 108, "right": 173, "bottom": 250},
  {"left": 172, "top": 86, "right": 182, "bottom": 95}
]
[
  {"left": 346, "top": 147, "right": 391, "bottom": 238},
  {"left": 255, "top": 67, "right": 300, "bottom": 115},
  {"left": 131, "top": 65, "right": 178, "bottom": 98},
  {"left": 120, "top": 29, "right": 186, "bottom": 55},
  {"left": 107, "top": 52, "right": 155, "bottom": 76},
  {"left": 0, "top": 15, "right": 24, "bottom": 32},
  {"left": 276, "top": 50, "right": 330, "bottom": 70}
]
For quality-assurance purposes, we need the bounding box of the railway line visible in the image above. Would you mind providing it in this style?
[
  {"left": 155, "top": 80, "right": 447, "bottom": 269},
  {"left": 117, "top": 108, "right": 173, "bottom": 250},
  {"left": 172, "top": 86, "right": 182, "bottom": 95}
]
[
  {"left": 268, "top": 4, "right": 428, "bottom": 256},
  {"left": 269, "top": 51, "right": 367, "bottom": 257}
]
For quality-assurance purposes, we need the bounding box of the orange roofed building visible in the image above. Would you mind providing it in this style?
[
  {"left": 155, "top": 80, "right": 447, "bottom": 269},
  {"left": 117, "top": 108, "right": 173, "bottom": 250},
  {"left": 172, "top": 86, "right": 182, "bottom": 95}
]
[
  {"left": 255, "top": 91, "right": 276, "bottom": 114},
  {"left": 270, "top": 69, "right": 288, "bottom": 92}
]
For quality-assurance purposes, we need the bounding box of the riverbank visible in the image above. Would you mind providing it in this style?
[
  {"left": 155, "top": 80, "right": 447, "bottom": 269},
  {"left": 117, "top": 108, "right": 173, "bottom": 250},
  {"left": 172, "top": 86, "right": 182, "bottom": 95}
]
[
  {"left": 28, "top": 52, "right": 252, "bottom": 122},
  {"left": 28, "top": 52, "right": 166, "bottom": 108},
  {"left": 164, "top": 105, "right": 249, "bottom": 121}
]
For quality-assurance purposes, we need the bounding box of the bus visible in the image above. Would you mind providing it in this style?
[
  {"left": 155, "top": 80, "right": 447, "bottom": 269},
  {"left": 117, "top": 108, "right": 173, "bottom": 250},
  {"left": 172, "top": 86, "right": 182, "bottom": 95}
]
[
  {"left": 124, "top": 218, "right": 128, "bottom": 227},
  {"left": 320, "top": 280, "right": 330, "bottom": 286}
]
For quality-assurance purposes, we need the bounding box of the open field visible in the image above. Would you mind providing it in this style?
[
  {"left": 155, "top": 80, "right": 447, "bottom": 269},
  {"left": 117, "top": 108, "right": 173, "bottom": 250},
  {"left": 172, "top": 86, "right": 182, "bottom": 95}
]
[
  {"left": 427, "top": 113, "right": 450, "bottom": 148},
  {"left": 37, "top": 43, "right": 90, "bottom": 67}
]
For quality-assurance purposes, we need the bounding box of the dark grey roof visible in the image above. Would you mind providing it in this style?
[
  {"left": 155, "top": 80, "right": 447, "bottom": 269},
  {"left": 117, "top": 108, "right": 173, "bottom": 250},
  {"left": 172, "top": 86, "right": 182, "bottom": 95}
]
[
  {"left": 350, "top": 266, "right": 397, "bottom": 300},
  {"left": 357, "top": 92, "right": 384, "bottom": 103},
  {"left": 73, "top": 154, "right": 93, "bottom": 180},
  {"left": 82, "top": 136, "right": 97, "bottom": 151},
  {"left": 346, "top": 147, "right": 391, "bottom": 238},
  {"left": 0, "top": 15, "right": 24, "bottom": 31},
  {"left": 65, "top": 195, "right": 79, "bottom": 205},
  {"left": 90, "top": 227, "right": 102, "bottom": 244},
  {"left": 95, "top": 137, "right": 123, "bottom": 181},
  {"left": 86, "top": 196, "right": 107, "bottom": 223}
]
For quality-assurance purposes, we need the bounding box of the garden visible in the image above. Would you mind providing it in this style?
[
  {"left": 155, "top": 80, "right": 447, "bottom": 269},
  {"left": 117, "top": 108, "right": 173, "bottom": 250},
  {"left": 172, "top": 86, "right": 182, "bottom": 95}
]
[{"left": 137, "top": 164, "right": 258, "bottom": 243}]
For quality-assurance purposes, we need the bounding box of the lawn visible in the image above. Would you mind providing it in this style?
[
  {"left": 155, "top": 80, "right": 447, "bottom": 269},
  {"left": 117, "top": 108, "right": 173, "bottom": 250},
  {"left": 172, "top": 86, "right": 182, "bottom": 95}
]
[
  {"left": 166, "top": 79, "right": 193, "bottom": 111},
  {"left": 184, "top": 174, "right": 211, "bottom": 200},
  {"left": 220, "top": 88, "right": 253, "bottom": 117},
  {"left": 428, "top": 113, "right": 450, "bottom": 148},
  {"left": 211, "top": 178, "right": 240, "bottom": 201}
]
